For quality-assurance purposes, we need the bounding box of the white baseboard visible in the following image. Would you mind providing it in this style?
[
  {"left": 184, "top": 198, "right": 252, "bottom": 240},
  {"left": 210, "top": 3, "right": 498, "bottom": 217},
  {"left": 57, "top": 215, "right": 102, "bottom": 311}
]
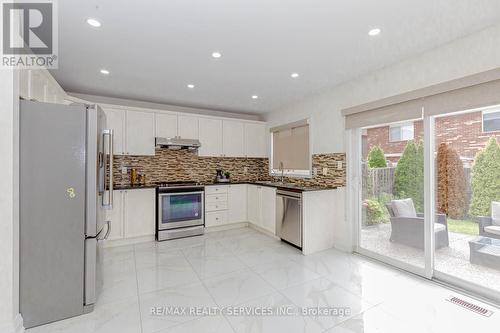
[
  {"left": 0, "top": 313, "right": 24, "bottom": 333},
  {"left": 100, "top": 235, "right": 155, "bottom": 248},
  {"left": 204, "top": 222, "right": 249, "bottom": 233},
  {"left": 334, "top": 243, "right": 354, "bottom": 253},
  {"left": 247, "top": 223, "right": 280, "bottom": 240}
]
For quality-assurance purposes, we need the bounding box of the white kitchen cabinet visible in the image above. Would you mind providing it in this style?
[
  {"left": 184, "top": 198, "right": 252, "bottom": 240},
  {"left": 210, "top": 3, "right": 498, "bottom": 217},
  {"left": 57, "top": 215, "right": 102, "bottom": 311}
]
[
  {"left": 260, "top": 186, "right": 276, "bottom": 234},
  {"left": 244, "top": 122, "right": 267, "bottom": 158},
  {"left": 227, "top": 184, "right": 247, "bottom": 223},
  {"left": 105, "top": 188, "right": 155, "bottom": 241},
  {"left": 155, "top": 113, "right": 177, "bottom": 138},
  {"left": 104, "top": 108, "right": 125, "bottom": 155},
  {"left": 223, "top": 120, "right": 245, "bottom": 157},
  {"left": 19, "top": 69, "right": 30, "bottom": 100},
  {"left": 247, "top": 185, "right": 262, "bottom": 227},
  {"left": 199, "top": 118, "right": 223, "bottom": 157},
  {"left": 125, "top": 110, "right": 155, "bottom": 155},
  {"left": 178, "top": 115, "right": 199, "bottom": 139},
  {"left": 106, "top": 190, "right": 124, "bottom": 240},
  {"left": 246, "top": 185, "right": 276, "bottom": 235},
  {"left": 19, "top": 68, "right": 66, "bottom": 103},
  {"left": 205, "top": 211, "right": 228, "bottom": 227},
  {"left": 123, "top": 189, "right": 156, "bottom": 239}
]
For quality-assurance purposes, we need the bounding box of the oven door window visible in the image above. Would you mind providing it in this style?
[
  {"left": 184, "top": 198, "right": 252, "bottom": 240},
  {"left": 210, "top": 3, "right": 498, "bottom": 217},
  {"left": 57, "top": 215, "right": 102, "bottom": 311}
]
[{"left": 161, "top": 193, "right": 202, "bottom": 224}]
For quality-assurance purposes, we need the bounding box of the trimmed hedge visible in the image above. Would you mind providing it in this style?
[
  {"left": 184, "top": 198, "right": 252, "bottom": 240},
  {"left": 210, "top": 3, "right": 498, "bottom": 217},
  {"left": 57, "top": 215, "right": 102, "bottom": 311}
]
[
  {"left": 367, "top": 145, "right": 387, "bottom": 168},
  {"left": 393, "top": 140, "right": 424, "bottom": 212},
  {"left": 470, "top": 137, "right": 500, "bottom": 217}
]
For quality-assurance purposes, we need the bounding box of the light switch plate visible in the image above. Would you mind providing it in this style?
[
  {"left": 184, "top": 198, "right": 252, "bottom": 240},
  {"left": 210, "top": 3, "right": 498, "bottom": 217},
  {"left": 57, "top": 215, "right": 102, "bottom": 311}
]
[
  {"left": 121, "top": 167, "right": 128, "bottom": 174},
  {"left": 322, "top": 167, "right": 328, "bottom": 176},
  {"left": 313, "top": 168, "right": 318, "bottom": 176},
  {"left": 337, "top": 161, "right": 343, "bottom": 170},
  {"left": 243, "top": 166, "right": 248, "bottom": 173}
]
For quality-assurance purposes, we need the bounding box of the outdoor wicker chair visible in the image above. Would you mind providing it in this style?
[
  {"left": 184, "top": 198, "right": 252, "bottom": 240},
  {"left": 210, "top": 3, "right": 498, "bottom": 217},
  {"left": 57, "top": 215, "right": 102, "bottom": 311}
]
[
  {"left": 477, "top": 201, "right": 500, "bottom": 240},
  {"left": 386, "top": 199, "right": 449, "bottom": 249}
]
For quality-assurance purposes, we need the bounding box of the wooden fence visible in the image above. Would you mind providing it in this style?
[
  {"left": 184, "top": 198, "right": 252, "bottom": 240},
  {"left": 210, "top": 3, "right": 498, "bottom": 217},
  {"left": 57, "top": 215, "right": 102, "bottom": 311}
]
[{"left": 363, "top": 165, "right": 472, "bottom": 209}]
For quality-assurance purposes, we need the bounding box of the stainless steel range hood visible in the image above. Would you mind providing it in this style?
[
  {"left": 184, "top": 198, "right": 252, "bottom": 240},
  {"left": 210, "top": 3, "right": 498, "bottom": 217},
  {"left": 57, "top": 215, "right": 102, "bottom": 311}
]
[{"left": 155, "top": 137, "right": 201, "bottom": 150}]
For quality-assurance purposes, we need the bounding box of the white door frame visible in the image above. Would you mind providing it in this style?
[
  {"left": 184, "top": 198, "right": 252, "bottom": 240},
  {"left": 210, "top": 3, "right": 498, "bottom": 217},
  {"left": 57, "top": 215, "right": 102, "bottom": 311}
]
[{"left": 348, "top": 114, "right": 500, "bottom": 305}]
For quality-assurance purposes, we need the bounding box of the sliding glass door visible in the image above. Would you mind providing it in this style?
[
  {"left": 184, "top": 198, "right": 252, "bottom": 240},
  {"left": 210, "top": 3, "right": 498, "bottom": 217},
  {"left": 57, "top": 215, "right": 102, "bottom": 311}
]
[
  {"left": 352, "top": 105, "right": 500, "bottom": 301},
  {"left": 357, "top": 117, "right": 428, "bottom": 274},
  {"left": 432, "top": 106, "right": 500, "bottom": 299}
]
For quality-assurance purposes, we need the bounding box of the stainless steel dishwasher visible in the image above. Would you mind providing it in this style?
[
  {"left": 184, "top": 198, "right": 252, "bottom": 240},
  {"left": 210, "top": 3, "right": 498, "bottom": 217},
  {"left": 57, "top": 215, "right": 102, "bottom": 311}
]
[{"left": 276, "top": 189, "right": 302, "bottom": 249}]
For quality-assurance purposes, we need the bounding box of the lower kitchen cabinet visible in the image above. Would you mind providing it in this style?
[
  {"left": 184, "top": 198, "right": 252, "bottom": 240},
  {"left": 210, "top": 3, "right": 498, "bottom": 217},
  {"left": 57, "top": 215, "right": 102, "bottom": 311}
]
[
  {"left": 260, "top": 186, "right": 276, "bottom": 234},
  {"left": 247, "top": 185, "right": 262, "bottom": 227},
  {"left": 227, "top": 184, "right": 247, "bottom": 223},
  {"left": 105, "top": 188, "right": 155, "bottom": 241},
  {"left": 106, "top": 190, "right": 124, "bottom": 240},
  {"left": 246, "top": 185, "right": 276, "bottom": 235}
]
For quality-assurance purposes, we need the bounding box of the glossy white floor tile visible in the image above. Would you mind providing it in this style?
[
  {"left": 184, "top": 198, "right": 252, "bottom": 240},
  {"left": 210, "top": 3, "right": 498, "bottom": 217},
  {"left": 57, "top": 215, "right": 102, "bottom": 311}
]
[
  {"left": 27, "top": 226, "right": 500, "bottom": 333},
  {"left": 202, "top": 269, "right": 276, "bottom": 307}
]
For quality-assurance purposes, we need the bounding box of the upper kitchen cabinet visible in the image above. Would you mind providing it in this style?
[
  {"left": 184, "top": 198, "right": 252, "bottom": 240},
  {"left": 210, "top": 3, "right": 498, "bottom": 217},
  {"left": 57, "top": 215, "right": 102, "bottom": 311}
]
[
  {"left": 126, "top": 110, "right": 155, "bottom": 155},
  {"left": 103, "top": 108, "right": 125, "bottom": 155},
  {"left": 104, "top": 108, "right": 155, "bottom": 156},
  {"left": 178, "top": 115, "right": 199, "bottom": 139},
  {"left": 198, "top": 117, "right": 223, "bottom": 157},
  {"left": 155, "top": 113, "right": 177, "bottom": 138},
  {"left": 223, "top": 120, "right": 245, "bottom": 157},
  {"left": 244, "top": 122, "right": 267, "bottom": 158},
  {"left": 19, "top": 69, "right": 66, "bottom": 103}
]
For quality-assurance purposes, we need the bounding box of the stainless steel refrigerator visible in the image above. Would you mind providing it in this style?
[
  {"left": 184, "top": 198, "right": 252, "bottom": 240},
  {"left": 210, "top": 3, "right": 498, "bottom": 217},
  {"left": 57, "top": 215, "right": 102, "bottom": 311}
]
[{"left": 19, "top": 100, "right": 114, "bottom": 328}]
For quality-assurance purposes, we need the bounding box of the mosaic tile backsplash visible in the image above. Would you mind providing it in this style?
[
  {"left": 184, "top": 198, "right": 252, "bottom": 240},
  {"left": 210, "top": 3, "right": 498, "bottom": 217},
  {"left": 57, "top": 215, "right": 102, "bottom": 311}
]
[{"left": 112, "top": 149, "right": 346, "bottom": 188}]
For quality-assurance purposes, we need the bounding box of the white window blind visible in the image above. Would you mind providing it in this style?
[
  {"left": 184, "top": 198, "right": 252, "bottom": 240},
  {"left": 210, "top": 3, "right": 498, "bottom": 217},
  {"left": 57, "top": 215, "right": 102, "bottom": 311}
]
[{"left": 270, "top": 120, "right": 311, "bottom": 177}]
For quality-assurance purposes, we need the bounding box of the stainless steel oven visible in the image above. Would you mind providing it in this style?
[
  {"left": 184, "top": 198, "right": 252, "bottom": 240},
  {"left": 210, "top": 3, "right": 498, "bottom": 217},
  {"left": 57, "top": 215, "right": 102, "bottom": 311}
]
[{"left": 156, "top": 182, "right": 204, "bottom": 241}]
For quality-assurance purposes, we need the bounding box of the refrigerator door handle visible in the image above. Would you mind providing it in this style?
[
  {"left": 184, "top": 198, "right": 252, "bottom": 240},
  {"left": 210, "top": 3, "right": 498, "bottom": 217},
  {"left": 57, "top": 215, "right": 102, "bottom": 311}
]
[
  {"left": 97, "top": 220, "right": 111, "bottom": 241},
  {"left": 102, "top": 129, "right": 114, "bottom": 209}
]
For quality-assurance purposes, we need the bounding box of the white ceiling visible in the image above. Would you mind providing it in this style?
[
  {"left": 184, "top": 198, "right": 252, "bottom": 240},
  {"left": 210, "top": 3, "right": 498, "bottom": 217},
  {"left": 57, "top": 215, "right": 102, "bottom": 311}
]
[{"left": 52, "top": 0, "right": 500, "bottom": 114}]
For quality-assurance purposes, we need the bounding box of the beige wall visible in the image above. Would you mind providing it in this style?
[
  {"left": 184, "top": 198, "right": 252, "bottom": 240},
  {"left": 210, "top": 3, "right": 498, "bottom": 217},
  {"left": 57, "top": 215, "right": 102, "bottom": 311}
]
[
  {"left": 0, "top": 69, "right": 22, "bottom": 332},
  {"left": 264, "top": 23, "right": 500, "bottom": 251}
]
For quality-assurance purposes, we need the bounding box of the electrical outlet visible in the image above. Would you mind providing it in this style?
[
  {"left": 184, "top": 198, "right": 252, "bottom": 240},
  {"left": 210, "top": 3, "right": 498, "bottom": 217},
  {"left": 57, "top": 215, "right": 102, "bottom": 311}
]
[
  {"left": 121, "top": 167, "right": 128, "bottom": 175},
  {"left": 337, "top": 161, "right": 343, "bottom": 170},
  {"left": 322, "top": 167, "right": 328, "bottom": 176}
]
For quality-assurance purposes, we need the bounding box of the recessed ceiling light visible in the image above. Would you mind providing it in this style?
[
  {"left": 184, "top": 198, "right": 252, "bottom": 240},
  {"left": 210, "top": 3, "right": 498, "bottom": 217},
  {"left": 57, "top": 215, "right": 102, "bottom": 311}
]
[
  {"left": 368, "top": 28, "right": 381, "bottom": 36},
  {"left": 86, "top": 18, "right": 101, "bottom": 28},
  {"left": 187, "top": 84, "right": 195, "bottom": 89},
  {"left": 211, "top": 52, "right": 222, "bottom": 58},
  {"left": 100, "top": 69, "right": 109, "bottom": 75},
  {"left": 251, "top": 95, "right": 258, "bottom": 100},
  {"left": 291, "top": 73, "right": 299, "bottom": 78}
]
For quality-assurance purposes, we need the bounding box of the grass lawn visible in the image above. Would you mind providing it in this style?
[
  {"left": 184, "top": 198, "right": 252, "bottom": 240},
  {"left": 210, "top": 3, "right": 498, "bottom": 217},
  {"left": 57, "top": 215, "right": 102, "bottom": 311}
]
[{"left": 447, "top": 218, "right": 479, "bottom": 236}]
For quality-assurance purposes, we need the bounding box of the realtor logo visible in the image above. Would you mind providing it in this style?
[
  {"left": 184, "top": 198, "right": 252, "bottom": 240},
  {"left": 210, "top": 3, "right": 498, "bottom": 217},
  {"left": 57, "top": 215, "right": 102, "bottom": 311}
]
[{"left": 1, "top": 0, "right": 58, "bottom": 68}]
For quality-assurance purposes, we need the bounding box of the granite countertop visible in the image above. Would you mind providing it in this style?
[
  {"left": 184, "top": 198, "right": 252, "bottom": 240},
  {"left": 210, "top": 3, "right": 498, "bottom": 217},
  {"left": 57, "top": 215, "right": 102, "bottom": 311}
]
[
  {"left": 113, "top": 184, "right": 158, "bottom": 190},
  {"left": 113, "top": 181, "right": 338, "bottom": 192},
  {"left": 203, "top": 181, "right": 338, "bottom": 192}
]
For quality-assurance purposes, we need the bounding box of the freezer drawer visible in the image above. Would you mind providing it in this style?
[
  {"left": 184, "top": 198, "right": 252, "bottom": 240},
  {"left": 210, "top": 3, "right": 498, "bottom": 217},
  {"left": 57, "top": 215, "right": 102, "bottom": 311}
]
[{"left": 276, "top": 190, "right": 302, "bottom": 249}]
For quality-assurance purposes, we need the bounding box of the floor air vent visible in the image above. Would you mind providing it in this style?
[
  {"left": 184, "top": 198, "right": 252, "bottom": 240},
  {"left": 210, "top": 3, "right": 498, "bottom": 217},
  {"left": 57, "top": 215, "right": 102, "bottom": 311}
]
[{"left": 446, "top": 296, "right": 493, "bottom": 317}]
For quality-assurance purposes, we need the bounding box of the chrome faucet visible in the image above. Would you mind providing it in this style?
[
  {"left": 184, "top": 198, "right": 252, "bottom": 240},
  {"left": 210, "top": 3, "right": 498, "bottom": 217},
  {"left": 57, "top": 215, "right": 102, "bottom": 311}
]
[{"left": 279, "top": 161, "right": 284, "bottom": 183}]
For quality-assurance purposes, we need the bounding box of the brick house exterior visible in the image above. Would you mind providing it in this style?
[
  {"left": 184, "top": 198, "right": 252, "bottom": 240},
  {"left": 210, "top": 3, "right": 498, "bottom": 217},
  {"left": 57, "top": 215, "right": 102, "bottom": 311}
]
[{"left": 363, "top": 111, "right": 500, "bottom": 165}]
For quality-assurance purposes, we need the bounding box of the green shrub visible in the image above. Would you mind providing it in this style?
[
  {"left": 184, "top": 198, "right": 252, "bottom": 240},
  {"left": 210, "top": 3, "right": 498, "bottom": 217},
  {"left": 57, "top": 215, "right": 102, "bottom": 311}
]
[
  {"left": 363, "top": 199, "right": 387, "bottom": 225},
  {"left": 393, "top": 140, "right": 424, "bottom": 212},
  {"left": 469, "top": 137, "right": 500, "bottom": 217},
  {"left": 376, "top": 192, "right": 394, "bottom": 208},
  {"left": 367, "top": 145, "right": 387, "bottom": 168}
]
